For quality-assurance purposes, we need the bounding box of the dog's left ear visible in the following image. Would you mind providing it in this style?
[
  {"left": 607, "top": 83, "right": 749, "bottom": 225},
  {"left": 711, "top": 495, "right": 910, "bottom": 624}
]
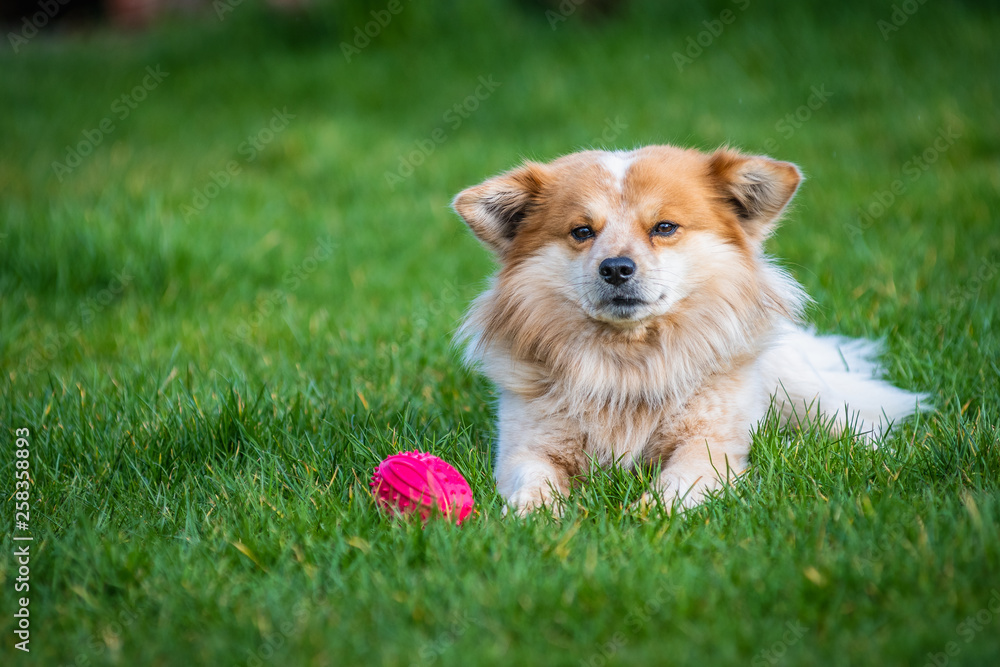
[
  {"left": 708, "top": 148, "right": 802, "bottom": 243},
  {"left": 452, "top": 162, "right": 549, "bottom": 256}
]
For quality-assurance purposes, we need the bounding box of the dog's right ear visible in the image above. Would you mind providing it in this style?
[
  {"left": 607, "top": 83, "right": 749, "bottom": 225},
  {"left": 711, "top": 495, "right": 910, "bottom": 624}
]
[{"left": 451, "top": 162, "right": 548, "bottom": 256}]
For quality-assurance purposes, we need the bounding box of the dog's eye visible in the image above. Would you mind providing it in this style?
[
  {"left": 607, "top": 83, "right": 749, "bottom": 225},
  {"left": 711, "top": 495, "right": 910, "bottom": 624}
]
[
  {"left": 653, "top": 221, "right": 679, "bottom": 236},
  {"left": 570, "top": 226, "right": 595, "bottom": 241}
]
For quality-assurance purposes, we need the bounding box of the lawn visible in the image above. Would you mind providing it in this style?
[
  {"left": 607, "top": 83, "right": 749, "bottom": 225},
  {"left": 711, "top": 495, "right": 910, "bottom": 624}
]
[{"left": 1, "top": 0, "right": 999, "bottom": 665}]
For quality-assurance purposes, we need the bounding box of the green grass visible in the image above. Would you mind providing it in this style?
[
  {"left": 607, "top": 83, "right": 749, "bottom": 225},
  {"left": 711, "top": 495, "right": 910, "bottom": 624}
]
[{"left": 2, "top": 0, "right": 999, "bottom": 664}]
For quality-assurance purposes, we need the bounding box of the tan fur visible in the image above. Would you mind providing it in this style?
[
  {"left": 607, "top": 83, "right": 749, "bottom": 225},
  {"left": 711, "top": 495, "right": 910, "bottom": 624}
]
[{"left": 452, "top": 144, "right": 919, "bottom": 514}]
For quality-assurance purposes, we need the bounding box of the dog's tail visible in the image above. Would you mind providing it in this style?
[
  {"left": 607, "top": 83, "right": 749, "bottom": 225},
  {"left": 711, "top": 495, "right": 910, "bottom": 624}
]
[{"left": 760, "top": 323, "right": 931, "bottom": 440}]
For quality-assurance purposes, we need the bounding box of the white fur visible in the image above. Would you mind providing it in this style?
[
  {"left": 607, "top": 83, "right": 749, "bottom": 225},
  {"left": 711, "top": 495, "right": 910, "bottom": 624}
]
[
  {"left": 599, "top": 151, "right": 634, "bottom": 192},
  {"left": 762, "top": 322, "right": 930, "bottom": 439}
]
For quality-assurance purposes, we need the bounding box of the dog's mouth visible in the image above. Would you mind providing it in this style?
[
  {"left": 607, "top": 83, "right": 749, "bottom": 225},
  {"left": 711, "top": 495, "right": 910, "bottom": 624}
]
[
  {"left": 593, "top": 293, "right": 666, "bottom": 323},
  {"left": 610, "top": 297, "right": 646, "bottom": 307},
  {"left": 582, "top": 283, "right": 671, "bottom": 325},
  {"left": 607, "top": 292, "right": 668, "bottom": 309},
  {"left": 606, "top": 296, "right": 653, "bottom": 319}
]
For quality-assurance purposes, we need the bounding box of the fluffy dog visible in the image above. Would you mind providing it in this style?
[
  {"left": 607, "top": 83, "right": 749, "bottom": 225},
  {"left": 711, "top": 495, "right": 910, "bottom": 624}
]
[{"left": 452, "top": 145, "right": 927, "bottom": 514}]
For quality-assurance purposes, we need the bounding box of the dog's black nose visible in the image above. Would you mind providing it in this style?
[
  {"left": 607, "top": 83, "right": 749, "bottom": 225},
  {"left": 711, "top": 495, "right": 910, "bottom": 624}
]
[{"left": 599, "top": 257, "right": 636, "bottom": 286}]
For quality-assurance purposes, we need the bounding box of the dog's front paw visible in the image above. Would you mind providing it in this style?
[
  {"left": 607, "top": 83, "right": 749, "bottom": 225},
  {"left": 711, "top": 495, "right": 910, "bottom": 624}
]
[
  {"left": 497, "top": 458, "right": 569, "bottom": 517},
  {"left": 502, "top": 484, "right": 563, "bottom": 518},
  {"left": 637, "top": 471, "right": 720, "bottom": 514}
]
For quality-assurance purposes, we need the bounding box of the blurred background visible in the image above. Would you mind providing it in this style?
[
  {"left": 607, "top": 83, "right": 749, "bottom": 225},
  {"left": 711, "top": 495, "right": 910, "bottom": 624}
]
[
  {"left": 2, "top": 0, "right": 998, "bottom": 410},
  {"left": 1, "top": 0, "right": 997, "bottom": 411}
]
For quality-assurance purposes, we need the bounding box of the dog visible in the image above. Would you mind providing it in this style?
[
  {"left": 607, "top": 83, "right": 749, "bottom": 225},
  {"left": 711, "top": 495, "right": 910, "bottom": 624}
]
[{"left": 452, "top": 145, "right": 928, "bottom": 514}]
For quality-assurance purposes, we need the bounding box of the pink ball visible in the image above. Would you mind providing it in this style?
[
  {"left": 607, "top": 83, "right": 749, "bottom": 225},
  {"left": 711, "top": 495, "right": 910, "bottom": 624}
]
[{"left": 370, "top": 451, "right": 475, "bottom": 525}]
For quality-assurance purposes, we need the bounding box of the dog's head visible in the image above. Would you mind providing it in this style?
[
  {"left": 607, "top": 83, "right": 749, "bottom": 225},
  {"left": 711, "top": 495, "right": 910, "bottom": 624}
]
[{"left": 453, "top": 145, "right": 801, "bottom": 329}]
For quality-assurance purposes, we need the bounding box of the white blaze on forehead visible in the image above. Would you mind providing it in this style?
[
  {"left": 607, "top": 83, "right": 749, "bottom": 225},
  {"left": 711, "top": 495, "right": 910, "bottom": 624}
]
[
  {"left": 598, "top": 151, "right": 634, "bottom": 192},
  {"left": 589, "top": 151, "right": 637, "bottom": 253}
]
